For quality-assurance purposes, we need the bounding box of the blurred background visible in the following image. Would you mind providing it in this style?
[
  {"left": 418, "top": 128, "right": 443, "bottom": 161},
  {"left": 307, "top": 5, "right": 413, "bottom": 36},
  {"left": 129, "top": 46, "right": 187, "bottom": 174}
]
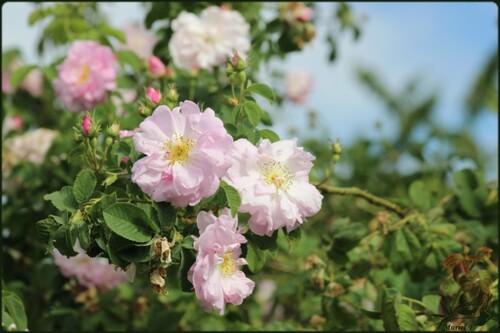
[{"left": 3, "top": 2, "right": 498, "bottom": 179}]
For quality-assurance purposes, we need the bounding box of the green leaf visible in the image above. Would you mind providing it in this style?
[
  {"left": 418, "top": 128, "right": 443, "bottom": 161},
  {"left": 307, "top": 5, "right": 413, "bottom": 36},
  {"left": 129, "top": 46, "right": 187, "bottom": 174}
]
[
  {"left": 2, "top": 290, "right": 27, "bottom": 331},
  {"left": 246, "top": 83, "right": 275, "bottom": 104},
  {"left": 245, "top": 240, "right": 267, "bottom": 273},
  {"left": 35, "top": 217, "right": 59, "bottom": 245},
  {"left": 395, "top": 229, "right": 412, "bottom": 262},
  {"left": 102, "top": 25, "right": 126, "bottom": 43},
  {"left": 153, "top": 202, "right": 177, "bottom": 231},
  {"left": 179, "top": 247, "right": 196, "bottom": 292},
  {"left": 381, "top": 287, "right": 401, "bottom": 331},
  {"left": 44, "top": 186, "right": 78, "bottom": 212},
  {"left": 422, "top": 295, "right": 441, "bottom": 314},
  {"left": 28, "top": 7, "right": 51, "bottom": 26},
  {"left": 360, "top": 308, "right": 382, "bottom": 320},
  {"left": 395, "top": 303, "right": 419, "bottom": 331},
  {"left": 220, "top": 181, "right": 241, "bottom": 217},
  {"left": 260, "top": 129, "right": 280, "bottom": 143},
  {"left": 10, "top": 65, "right": 37, "bottom": 90},
  {"left": 243, "top": 101, "right": 262, "bottom": 126},
  {"left": 409, "top": 180, "right": 432, "bottom": 211},
  {"left": 454, "top": 169, "right": 479, "bottom": 191},
  {"left": 73, "top": 169, "right": 97, "bottom": 204},
  {"left": 284, "top": 227, "right": 302, "bottom": 249},
  {"left": 74, "top": 220, "right": 90, "bottom": 252},
  {"left": 54, "top": 224, "right": 78, "bottom": 256},
  {"left": 116, "top": 50, "right": 142, "bottom": 73},
  {"left": 103, "top": 203, "right": 155, "bottom": 243}
]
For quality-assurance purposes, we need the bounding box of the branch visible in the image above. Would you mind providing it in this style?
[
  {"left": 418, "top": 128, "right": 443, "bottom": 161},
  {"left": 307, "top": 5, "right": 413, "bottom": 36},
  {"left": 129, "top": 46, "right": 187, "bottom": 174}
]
[{"left": 317, "top": 184, "right": 407, "bottom": 217}]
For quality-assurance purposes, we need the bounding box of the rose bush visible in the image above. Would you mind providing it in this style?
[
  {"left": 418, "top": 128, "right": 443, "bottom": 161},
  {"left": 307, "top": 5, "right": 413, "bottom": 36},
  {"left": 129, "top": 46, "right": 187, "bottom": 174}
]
[{"left": 2, "top": 2, "right": 497, "bottom": 331}]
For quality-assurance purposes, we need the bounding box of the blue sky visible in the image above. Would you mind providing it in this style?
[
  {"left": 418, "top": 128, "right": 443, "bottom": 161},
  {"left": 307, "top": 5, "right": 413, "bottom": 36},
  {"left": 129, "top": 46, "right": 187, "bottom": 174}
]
[{"left": 2, "top": 2, "right": 498, "bottom": 178}]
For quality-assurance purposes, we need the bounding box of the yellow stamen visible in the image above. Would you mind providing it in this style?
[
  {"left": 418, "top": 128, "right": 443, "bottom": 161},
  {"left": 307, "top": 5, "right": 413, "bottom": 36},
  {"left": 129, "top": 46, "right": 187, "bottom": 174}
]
[
  {"left": 163, "top": 133, "right": 195, "bottom": 166},
  {"left": 78, "top": 64, "right": 91, "bottom": 85},
  {"left": 220, "top": 251, "right": 237, "bottom": 277},
  {"left": 261, "top": 161, "right": 293, "bottom": 191}
]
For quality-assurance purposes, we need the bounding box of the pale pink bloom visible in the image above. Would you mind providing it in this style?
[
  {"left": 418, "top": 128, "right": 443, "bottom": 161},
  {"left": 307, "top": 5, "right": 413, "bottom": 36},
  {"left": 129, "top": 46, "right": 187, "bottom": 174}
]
[
  {"left": 149, "top": 55, "right": 166, "bottom": 78},
  {"left": 111, "top": 88, "right": 137, "bottom": 117},
  {"left": 20, "top": 68, "right": 43, "bottom": 97},
  {"left": 169, "top": 6, "right": 250, "bottom": 71},
  {"left": 131, "top": 101, "right": 233, "bottom": 207},
  {"left": 119, "top": 23, "right": 158, "bottom": 60},
  {"left": 2, "top": 115, "right": 23, "bottom": 137},
  {"left": 53, "top": 40, "right": 119, "bottom": 112},
  {"left": 119, "top": 127, "right": 141, "bottom": 139},
  {"left": 2, "top": 70, "right": 13, "bottom": 95},
  {"left": 223, "top": 138, "right": 323, "bottom": 236},
  {"left": 53, "top": 242, "right": 130, "bottom": 291},
  {"left": 146, "top": 87, "right": 161, "bottom": 104},
  {"left": 188, "top": 208, "right": 255, "bottom": 315},
  {"left": 81, "top": 114, "right": 92, "bottom": 136},
  {"left": 284, "top": 70, "right": 314, "bottom": 105}
]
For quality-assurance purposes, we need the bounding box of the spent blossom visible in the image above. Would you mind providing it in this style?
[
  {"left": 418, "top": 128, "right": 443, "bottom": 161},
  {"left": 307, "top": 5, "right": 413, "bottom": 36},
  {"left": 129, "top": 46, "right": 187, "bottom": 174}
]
[
  {"left": 169, "top": 6, "right": 250, "bottom": 71},
  {"left": 223, "top": 138, "right": 323, "bottom": 236},
  {"left": 53, "top": 40, "right": 119, "bottom": 112},
  {"left": 131, "top": 101, "right": 233, "bottom": 207},
  {"left": 188, "top": 209, "right": 255, "bottom": 315}
]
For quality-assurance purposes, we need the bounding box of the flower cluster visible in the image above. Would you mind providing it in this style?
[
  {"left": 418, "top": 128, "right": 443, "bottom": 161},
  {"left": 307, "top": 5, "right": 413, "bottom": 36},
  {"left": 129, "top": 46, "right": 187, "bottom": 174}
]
[
  {"left": 53, "top": 242, "right": 130, "bottom": 291},
  {"left": 188, "top": 209, "right": 255, "bottom": 315},
  {"left": 53, "top": 41, "right": 119, "bottom": 112},
  {"left": 169, "top": 6, "right": 250, "bottom": 71}
]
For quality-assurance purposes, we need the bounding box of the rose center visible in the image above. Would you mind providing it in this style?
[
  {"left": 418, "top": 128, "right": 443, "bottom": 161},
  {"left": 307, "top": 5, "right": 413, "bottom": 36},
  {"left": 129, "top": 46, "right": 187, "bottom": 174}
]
[
  {"left": 261, "top": 161, "right": 293, "bottom": 190},
  {"left": 78, "top": 64, "right": 91, "bottom": 85},
  {"left": 163, "top": 134, "right": 195, "bottom": 166},
  {"left": 219, "top": 251, "right": 237, "bottom": 277}
]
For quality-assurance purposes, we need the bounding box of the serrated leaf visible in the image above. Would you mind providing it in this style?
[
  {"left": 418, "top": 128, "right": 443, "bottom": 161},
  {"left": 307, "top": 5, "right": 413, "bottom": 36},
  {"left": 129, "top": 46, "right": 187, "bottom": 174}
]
[
  {"left": 44, "top": 186, "right": 78, "bottom": 212},
  {"left": 116, "top": 50, "right": 142, "bottom": 73},
  {"left": 54, "top": 224, "right": 78, "bottom": 256},
  {"left": 220, "top": 181, "right": 241, "bottom": 217},
  {"left": 153, "top": 202, "right": 177, "bottom": 230},
  {"left": 422, "top": 295, "right": 441, "bottom": 314},
  {"left": 245, "top": 240, "right": 267, "bottom": 273},
  {"left": 35, "top": 217, "right": 59, "bottom": 245},
  {"left": 179, "top": 247, "right": 196, "bottom": 292},
  {"left": 243, "top": 101, "right": 262, "bottom": 126},
  {"left": 246, "top": 83, "right": 275, "bottom": 104},
  {"left": 10, "top": 65, "right": 37, "bottom": 90},
  {"left": 409, "top": 180, "right": 432, "bottom": 211},
  {"left": 395, "top": 229, "right": 412, "bottom": 261},
  {"left": 2, "top": 290, "right": 27, "bottom": 331},
  {"left": 73, "top": 169, "right": 96, "bottom": 204},
  {"left": 103, "top": 203, "right": 155, "bottom": 243}
]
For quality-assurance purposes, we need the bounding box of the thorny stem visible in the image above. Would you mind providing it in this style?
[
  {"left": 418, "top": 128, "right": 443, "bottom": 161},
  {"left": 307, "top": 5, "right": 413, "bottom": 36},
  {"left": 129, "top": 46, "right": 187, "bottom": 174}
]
[{"left": 316, "top": 184, "right": 407, "bottom": 217}]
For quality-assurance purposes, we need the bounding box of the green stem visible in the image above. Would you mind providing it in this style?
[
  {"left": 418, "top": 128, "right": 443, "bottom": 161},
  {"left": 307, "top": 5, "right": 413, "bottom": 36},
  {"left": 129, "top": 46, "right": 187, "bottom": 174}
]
[
  {"left": 316, "top": 184, "right": 407, "bottom": 217},
  {"left": 238, "top": 81, "right": 245, "bottom": 103},
  {"left": 189, "top": 78, "right": 196, "bottom": 100},
  {"left": 401, "top": 296, "right": 427, "bottom": 309}
]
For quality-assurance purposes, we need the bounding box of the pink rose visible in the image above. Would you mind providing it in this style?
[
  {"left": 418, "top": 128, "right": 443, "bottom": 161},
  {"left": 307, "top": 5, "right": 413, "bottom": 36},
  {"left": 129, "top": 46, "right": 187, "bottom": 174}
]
[
  {"left": 149, "top": 55, "right": 166, "bottom": 78},
  {"left": 284, "top": 70, "right": 314, "bottom": 105},
  {"left": 223, "top": 138, "right": 323, "bottom": 236},
  {"left": 146, "top": 87, "right": 161, "bottom": 104},
  {"left": 188, "top": 208, "right": 255, "bottom": 315},
  {"left": 131, "top": 101, "right": 233, "bottom": 207},
  {"left": 53, "top": 40, "right": 119, "bottom": 112},
  {"left": 119, "top": 24, "right": 158, "bottom": 60}
]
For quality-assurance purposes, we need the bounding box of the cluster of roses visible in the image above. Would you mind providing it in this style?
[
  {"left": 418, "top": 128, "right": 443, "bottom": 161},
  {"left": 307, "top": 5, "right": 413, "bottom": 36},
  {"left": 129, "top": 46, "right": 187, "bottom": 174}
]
[
  {"left": 130, "top": 101, "right": 323, "bottom": 314},
  {"left": 43, "top": 4, "right": 321, "bottom": 315}
]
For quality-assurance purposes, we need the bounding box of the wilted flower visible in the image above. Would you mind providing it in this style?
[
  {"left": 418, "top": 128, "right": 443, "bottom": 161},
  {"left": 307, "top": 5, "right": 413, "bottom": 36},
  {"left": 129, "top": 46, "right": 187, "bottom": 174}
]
[
  {"left": 188, "top": 208, "right": 255, "bottom": 315},
  {"left": 53, "top": 242, "right": 130, "bottom": 291},
  {"left": 146, "top": 87, "right": 161, "bottom": 104},
  {"left": 285, "top": 70, "right": 314, "bottom": 105},
  {"left": 131, "top": 101, "right": 233, "bottom": 207},
  {"left": 223, "top": 138, "right": 323, "bottom": 236},
  {"left": 53, "top": 40, "right": 119, "bottom": 112},
  {"left": 119, "top": 23, "right": 158, "bottom": 59},
  {"left": 169, "top": 6, "right": 250, "bottom": 71}
]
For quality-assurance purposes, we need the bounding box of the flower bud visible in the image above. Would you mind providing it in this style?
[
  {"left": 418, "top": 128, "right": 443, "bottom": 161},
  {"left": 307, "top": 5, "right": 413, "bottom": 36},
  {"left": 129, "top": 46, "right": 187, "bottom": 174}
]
[
  {"left": 146, "top": 87, "right": 161, "bottom": 104},
  {"left": 226, "top": 63, "right": 235, "bottom": 76},
  {"left": 139, "top": 104, "right": 152, "bottom": 117},
  {"left": 105, "top": 137, "right": 113, "bottom": 146},
  {"left": 228, "top": 97, "right": 239, "bottom": 106},
  {"left": 165, "top": 86, "right": 179, "bottom": 103},
  {"left": 149, "top": 55, "right": 166, "bottom": 78},
  {"left": 238, "top": 71, "right": 247, "bottom": 83},
  {"left": 107, "top": 122, "right": 120, "bottom": 138},
  {"left": 81, "top": 114, "right": 92, "bottom": 136},
  {"left": 332, "top": 142, "right": 343, "bottom": 155},
  {"left": 91, "top": 137, "right": 98, "bottom": 148}
]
